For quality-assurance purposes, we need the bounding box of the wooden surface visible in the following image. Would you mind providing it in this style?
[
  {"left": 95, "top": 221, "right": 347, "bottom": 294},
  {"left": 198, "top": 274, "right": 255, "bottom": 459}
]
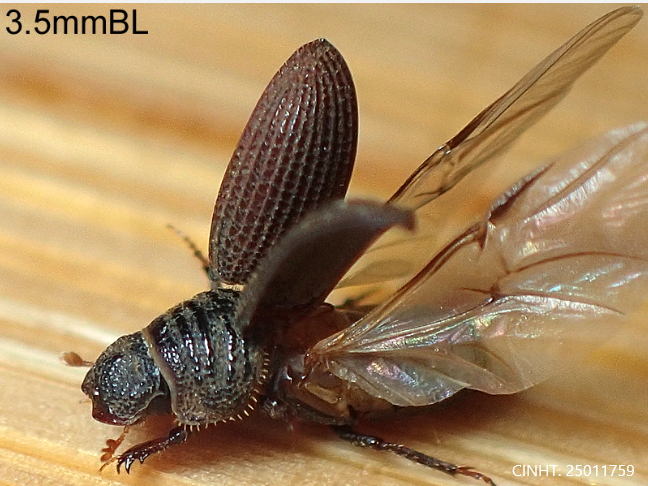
[{"left": 1, "top": 4, "right": 648, "bottom": 486}]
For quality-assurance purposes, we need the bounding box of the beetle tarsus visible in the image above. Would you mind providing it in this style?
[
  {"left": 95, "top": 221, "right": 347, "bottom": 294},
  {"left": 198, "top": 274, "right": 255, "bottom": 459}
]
[
  {"left": 110, "top": 426, "right": 190, "bottom": 474},
  {"left": 331, "top": 425, "right": 496, "bottom": 486}
]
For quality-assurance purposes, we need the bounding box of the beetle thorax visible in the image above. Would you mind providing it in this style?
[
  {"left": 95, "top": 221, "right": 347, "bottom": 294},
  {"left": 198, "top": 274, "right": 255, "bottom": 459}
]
[{"left": 142, "top": 289, "right": 265, "bottom": 426}]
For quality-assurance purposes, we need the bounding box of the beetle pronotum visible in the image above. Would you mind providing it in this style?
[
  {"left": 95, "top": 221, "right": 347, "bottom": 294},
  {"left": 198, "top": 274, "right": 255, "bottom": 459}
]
[{"left": 75, "top": 7, "right": 646, "bottom": 485}]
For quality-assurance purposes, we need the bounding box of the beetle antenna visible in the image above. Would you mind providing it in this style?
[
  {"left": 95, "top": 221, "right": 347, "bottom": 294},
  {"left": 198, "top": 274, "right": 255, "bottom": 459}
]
[
  {"left": 61, "top": 351, "right": 93, "bottom": 367},
  {"left": 331, "top": 425, "right": 496, "bottom": 486},
  {"left": 99, "top": 425, "right": 131, "bottom": 468}
]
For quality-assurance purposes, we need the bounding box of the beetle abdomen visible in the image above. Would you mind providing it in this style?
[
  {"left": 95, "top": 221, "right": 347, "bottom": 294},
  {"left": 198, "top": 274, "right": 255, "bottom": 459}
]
[{"left": 142, "top": 289, "right": 265, "bottom": 425}]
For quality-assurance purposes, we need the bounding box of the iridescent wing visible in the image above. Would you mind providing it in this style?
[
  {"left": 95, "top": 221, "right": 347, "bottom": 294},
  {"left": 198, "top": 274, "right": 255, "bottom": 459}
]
[
  {"left": 310, "top": 124, "right": 648, "bottom": 406},
  {"left": 339, "top": 7, "right": 643, "bottom": 290}
]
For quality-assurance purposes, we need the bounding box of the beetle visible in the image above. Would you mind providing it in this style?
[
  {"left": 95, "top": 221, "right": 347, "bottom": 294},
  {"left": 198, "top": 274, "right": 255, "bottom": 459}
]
[{"left": 77, "top": 6, "right": 646, "bottom": 485}]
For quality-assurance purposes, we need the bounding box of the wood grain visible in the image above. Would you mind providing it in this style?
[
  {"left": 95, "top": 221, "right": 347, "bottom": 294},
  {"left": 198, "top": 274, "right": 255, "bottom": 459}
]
[{"left": 1, "top": 5, "right": 647, "bottom": 486}]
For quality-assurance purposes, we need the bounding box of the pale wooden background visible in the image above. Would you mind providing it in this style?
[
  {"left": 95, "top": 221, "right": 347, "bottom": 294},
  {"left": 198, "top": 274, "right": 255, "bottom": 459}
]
[{"left": 1, "top": 4, "right": 647, "bottom": 486}]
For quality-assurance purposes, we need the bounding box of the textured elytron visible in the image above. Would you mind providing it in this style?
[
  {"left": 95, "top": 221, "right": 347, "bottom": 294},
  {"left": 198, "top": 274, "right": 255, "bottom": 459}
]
[{"left": 210, "top": 39, "right": 358, "bottom": 286}]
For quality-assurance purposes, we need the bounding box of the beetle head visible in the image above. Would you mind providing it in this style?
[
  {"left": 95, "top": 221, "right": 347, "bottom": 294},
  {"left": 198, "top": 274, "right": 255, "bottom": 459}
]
[{"left": 82, "top": 332, "right": 170, "bottom": 425}]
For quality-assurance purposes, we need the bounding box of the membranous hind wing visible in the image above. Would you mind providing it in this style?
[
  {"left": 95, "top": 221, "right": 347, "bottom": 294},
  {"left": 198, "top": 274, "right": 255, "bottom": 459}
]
[
  {"left": 391, "top": 7, "right": 642, "bottom": 210},
  {"left": 340, "top": 7, "right": 643, "bottom": 289},
  {"left": 310, "top": 124, "right": 648, "bottom": 407}
]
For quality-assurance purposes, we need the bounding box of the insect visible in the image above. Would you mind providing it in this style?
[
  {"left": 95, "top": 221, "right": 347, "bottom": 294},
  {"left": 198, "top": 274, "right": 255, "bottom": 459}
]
[{"left": 77, "top": 7, "right": 646, "bottom": 485}]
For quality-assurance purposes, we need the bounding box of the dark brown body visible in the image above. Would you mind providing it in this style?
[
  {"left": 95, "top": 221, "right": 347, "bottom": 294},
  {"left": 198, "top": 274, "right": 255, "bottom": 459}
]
[
  {"left": 263, "top": 303, "right": 400, "bottom": 425},
  {"left": 143, "top": 291, "right": 395, "bottom": 427},
  {"left": 82, "top": 38, "right": 413, "bottom": 453}
]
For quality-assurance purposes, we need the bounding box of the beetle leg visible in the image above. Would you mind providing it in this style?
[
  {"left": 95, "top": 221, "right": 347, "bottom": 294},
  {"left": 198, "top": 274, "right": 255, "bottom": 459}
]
[
  {"left": 108, "top": 426, "right": 190, "bottom": 474},
  {"left": 166, "top": 224, "right": 210, "bottom": 277},
  {"left": 331, "top": 425, "right": 496, "bottom": 486}
]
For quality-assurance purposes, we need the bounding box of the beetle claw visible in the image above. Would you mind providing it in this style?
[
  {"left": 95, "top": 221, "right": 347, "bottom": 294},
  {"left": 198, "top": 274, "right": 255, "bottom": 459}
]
[
  {"left": 106, "top": 426, "right": 190, "bottom": 473},
  {"left": 115, "top": 452, "right": 137, "bottom": 474}
]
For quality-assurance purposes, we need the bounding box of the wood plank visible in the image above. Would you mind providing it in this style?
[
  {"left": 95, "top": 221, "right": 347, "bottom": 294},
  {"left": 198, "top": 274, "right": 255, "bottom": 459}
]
[{"left": 1, "top": 5, "right": 647, "bottom": 486}]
